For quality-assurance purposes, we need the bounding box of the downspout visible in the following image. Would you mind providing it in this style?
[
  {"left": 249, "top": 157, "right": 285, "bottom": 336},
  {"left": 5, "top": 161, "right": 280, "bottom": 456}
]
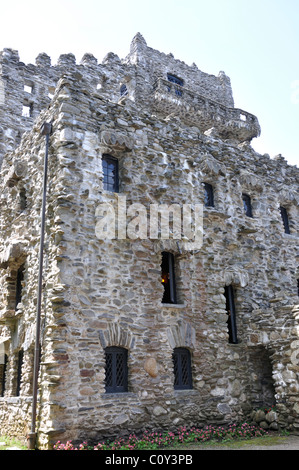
[{"left": 27, "top": 121, "right": 52, "bottom": 450}]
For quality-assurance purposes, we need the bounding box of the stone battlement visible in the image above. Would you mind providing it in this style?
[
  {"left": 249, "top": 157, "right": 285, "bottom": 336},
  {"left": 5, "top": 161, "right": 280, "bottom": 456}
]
[{"left": 0, "top": 34, "right": 260, "bottom": 168}]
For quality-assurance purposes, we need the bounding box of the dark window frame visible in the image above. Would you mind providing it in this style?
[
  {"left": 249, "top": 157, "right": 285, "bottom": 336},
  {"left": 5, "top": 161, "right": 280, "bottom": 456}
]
[
  {"left": 161, "top": 252, "right": 177, "bottom": 304},
  {"left": 15, "top": 264, "right": 25, "bottom": 309},
  {"left": 173, "top": 348, "right": 193, "bottom": 390},
  {"left": 242, "top": 193, "right": 253, "bottom": 218},
  {"left": 120, "top": 84, "right": 128, "bottom": 97},
  {"left": 102, "top": 154, "right": 119, "bottom": 193},
  {"left": 105, "top": 346, "right": 128, "bottom": 393},
  {"left": 0, "top": 354, "right": 8, "bottom": 397},
  {"left": 224, "top": 285, "right": 238, "bottom": 344},
  {"left": 204, "top": 183, "right": 214, "bottom": 207},
  {"left": 16, "top": 349, "right": 23, "bottom": 396},
  {"left": 167, "top": 73, "right": 184, "bottom": 97},
  {"left": 280, "top": 206, "right": 290, "bottom": 234}
]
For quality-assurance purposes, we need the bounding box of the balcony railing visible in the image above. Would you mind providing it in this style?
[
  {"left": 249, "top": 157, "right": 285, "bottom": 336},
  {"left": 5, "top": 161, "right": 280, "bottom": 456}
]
[{"left": 153, "top": 78, "right": 261, "bottom": 142}]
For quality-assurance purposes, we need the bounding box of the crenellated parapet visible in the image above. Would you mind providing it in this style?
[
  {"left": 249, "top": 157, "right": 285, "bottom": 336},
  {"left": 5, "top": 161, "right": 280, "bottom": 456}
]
[
  {"left": 153, "top": 77, "right": 261, "bottom": 141},
  {"left": 0, "top": 34, "right": 263, "bottom": 169}
]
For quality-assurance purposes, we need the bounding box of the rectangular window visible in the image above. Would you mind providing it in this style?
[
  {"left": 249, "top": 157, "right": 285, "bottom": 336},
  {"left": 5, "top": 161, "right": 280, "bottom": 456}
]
[
  {"left": 102, "top": 154, "right": 119, "bottom": 192},
  {"left": 0, "top": 354, "right": 8, "bottom": 397},
  {"left": 24, "top": 84, "right": 33, "bottom": 94},
  {"left": 15, "top": 264, "right": 25, "bottom": 309},
  {"left": 224, "top": 285, "right": 238, "bottom": 344},
  {"left": 242, "top": 194, "right": 253, "bottom": 217},
  {"left": 161, "top": 252, "right": 177, "bottom": 304},
  {"left": 173, "top": 348, "right": 192, "bottom": 390},
  {"left": 105, "top": 347, "right": 128, "bottom": 393},
  {"left": 167, "top": 73, "right": 184, "bottom": 97},
  {"left": 280, "top": 206, "right": 290, "bottom": 234},
  {"left": 16, "top": 349, "right": 23, "bottom": 396},
  {"left": 204, "top": 183, "right": 214, "bottom": 207},
  {"left": 22, "top": 104, "right": 32, "bottom": 117}
]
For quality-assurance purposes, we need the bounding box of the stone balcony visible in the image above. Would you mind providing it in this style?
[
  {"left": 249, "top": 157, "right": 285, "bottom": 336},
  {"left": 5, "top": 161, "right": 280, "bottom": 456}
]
[{"left": 152, "top": 78, "right": 261, "bottom": 142}]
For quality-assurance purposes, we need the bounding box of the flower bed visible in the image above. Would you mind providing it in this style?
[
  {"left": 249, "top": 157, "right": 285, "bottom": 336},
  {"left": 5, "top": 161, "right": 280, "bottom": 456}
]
[{"left": 53, "top": 423, "right": 269, "bottom": 450}]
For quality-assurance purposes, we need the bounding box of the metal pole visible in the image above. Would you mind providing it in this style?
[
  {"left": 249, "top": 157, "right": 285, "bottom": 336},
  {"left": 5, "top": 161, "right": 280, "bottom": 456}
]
[{"left": 27, "top": 122, "right": 52, "bottom": 450}]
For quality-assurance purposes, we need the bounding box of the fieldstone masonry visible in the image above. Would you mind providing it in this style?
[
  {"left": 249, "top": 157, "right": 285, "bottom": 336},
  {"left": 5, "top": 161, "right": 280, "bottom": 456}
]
[{"left": 0, "top": 34, "right": 298, "bottom": 449}]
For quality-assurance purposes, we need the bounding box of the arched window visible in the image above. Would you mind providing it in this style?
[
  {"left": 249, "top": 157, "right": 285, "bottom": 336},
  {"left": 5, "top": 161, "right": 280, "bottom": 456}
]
[
  {"left": 173, "top": 348, "right": 192, "bottom": 390},
  {"left": 105, "top": 347, "right": 128, "bottom": 393}
]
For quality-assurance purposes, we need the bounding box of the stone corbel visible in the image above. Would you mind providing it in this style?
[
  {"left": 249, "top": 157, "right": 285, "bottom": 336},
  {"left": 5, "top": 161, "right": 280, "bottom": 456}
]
[
  {"left": 4, "top": 160, "right": 27, "bottom": 187},
  {"left": 239, "top": 170, "right": 264, "bottom": 192},
  {"left": 100, "top": 130, "right": 134, "bottom": 151},
  {"left": 222, "top": 268, "right": 249, "bottom": 288},
  {"left": 0, "top": 239, "right": 28, "bottom": 268},
  {"left": 279, "top": 189, "right": 298, "bottom": 206},
  {"left": 198, "top": 154, "right": 225, "bottom": 176}
]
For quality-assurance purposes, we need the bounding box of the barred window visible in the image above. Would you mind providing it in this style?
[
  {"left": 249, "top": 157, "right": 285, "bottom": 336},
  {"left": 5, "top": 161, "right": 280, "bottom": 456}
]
[
  {"left": 102, "top": 155, "right": 119, "bottom": 193},
  {"left": 105, "top": 347, "right": 128, "bottom": 393},
  {"left": 173, "top": 348, "right": 192, "bottom": 390}
]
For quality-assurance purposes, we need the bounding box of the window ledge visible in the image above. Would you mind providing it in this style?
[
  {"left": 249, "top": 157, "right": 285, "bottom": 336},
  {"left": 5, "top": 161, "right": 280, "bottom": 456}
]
[
  {"left": 102, "top": 392, "right": 137, "bottom": 399},
  {"left": 161, "top": 303, "right": 186, "bottom": 309},
  {"left": 204, "top": 208, "right": 231, "bottom": 219},
  {"left": 174, "top": 389, "right": 198, "bottom": 395}
]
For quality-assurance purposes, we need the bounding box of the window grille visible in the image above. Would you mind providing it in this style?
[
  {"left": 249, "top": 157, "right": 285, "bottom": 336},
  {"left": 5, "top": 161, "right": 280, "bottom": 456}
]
[
  {"left": 280, "top": 206, "right": 290, "bottom": 234},
  {"left": 173, "top": 348, "right": 192, "bottom": 390},
  {"left": 102, "top": 155, "right": 119, "bottom": 192},
  {"left": 161, "top": 252, "right": 177, "bottom": 304},
  {"left": 105, "top": 347, "right": 128, "bottom": 393},
  {"left": 204, "top": 183, "right": 214, "bottom": 207},
  {"left": 167, "top": 73, "right": 184, "bottom": 97},
  {"left": 224, "top": 285, "right": 238, "bottom": 344},
  {"left": 242, "top": 194, "right": 253, "bottom": 217}
]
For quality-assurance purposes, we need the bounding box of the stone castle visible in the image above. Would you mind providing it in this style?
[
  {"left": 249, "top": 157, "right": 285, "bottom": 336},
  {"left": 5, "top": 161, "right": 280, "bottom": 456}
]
[{"left": 0, "top": 33, "right": 298, "bottom": 449}]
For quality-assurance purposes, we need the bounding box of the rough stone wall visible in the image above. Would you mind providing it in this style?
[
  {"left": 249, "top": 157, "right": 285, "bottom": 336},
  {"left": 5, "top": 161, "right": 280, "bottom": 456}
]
[{"left": 0, "top": 35, "right": 298, "bottom": 449}]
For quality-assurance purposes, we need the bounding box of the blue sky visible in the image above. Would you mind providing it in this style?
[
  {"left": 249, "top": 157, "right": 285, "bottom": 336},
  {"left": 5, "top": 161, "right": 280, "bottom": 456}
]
[{"left": 0, "top": 0, "right": 298, "bottom": 166}]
